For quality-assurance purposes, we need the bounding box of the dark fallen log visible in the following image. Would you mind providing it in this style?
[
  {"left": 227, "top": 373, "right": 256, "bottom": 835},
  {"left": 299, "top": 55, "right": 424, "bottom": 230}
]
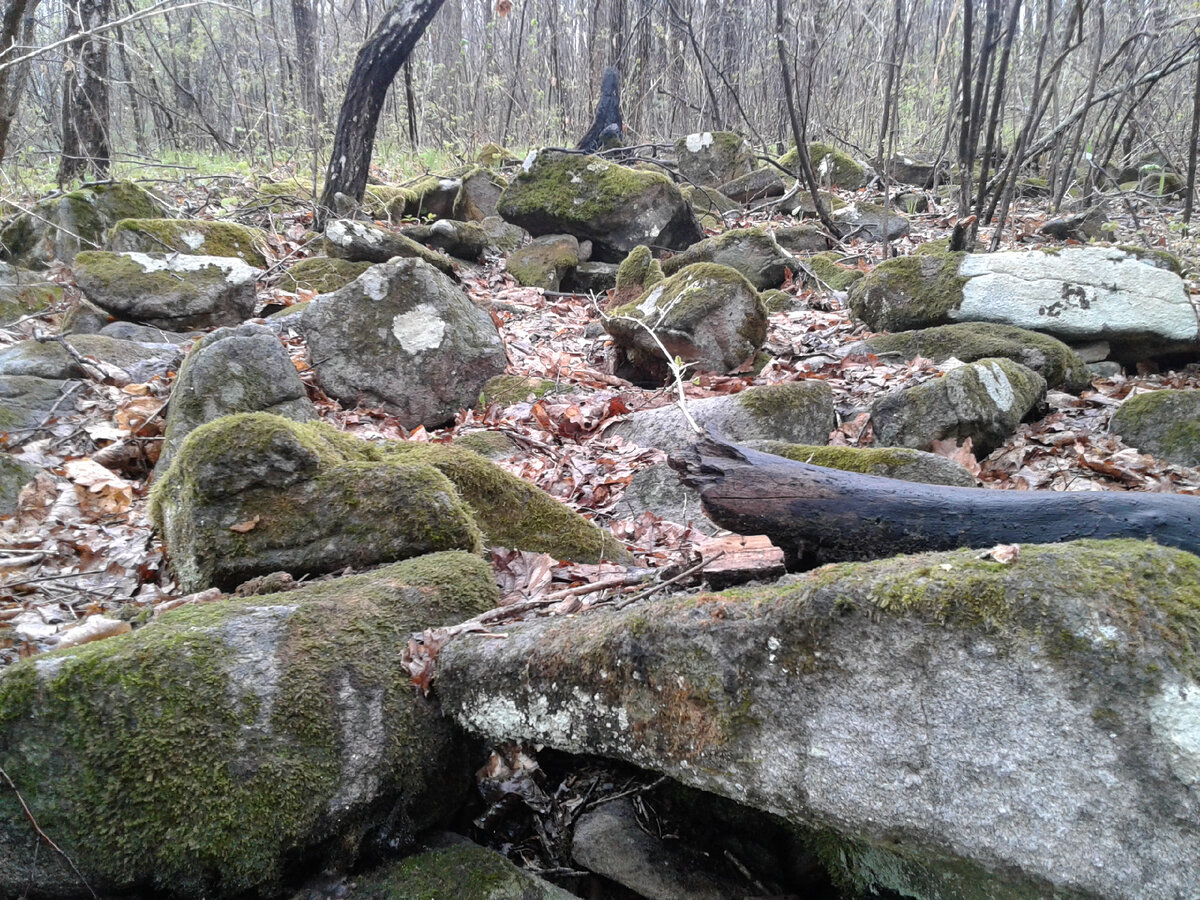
[{"left": 668, "top": 432, "right": 1200, "bottom": 569}]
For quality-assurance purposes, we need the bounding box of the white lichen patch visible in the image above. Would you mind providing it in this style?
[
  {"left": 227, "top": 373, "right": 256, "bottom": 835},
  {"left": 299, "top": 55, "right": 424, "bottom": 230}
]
[
  {"left": 358, "top": 267, "right": 390, "bottom": 301},
  {"left": 327, "top": 671, "right": 385, "bottom": 814},
  {"left": 180, "top": 230, "right": 206, "bottom": 251},
  {"left": 685, "top": 132, "right": 714, "bottom": 153},
  {"left": 123, "top": 251, "right": 259, "bottom": 285},
  {"left": 522, "top": 149, "right": 538, "bottom": 172},
  {"left": 391, "top": 303, "right": 446, "bottom": 353},
  {"left": 221, "top": 605, "right": 296, "bottom": 741},
  {"left": 637, "top": 284, "right": 666, "bottom": 316},
  {"left": 1150, "top": 680, "right": 1200, "bottom": 787},
  {"left": 956, "top": 247, "right": 1200, "bottom": 341},
  {"left": 977, "top": 361, "right": 1015, "bottom": 411}
]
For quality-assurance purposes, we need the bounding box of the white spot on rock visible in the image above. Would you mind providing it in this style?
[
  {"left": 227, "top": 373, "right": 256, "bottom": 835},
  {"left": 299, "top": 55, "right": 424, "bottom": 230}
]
[
  {"left": 1150, "top": 681, "right": 1200, "bottom": 787},
  {"left": 685, "top": 132, "right": 714, "bottom": 153},
  {"left": 391, "top": 303, "right": 446, "bottom": 353},
  {"left": 123, "top": 251, "right": 259, "bottom": 285},
  {"left": 977, "top": 362, "right": 1015, "bottom": 411},
  {"left": 180, "top": 230, "right": 206, "bottom": 251}
]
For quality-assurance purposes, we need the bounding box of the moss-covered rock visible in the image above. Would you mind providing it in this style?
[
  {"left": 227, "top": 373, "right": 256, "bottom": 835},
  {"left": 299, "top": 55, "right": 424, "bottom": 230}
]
[
  {"left": 480, "top": 215, "right": 528, "bottom": 255},
  {"left": 0, "top": 375, "right": 82, "bottom": 433},
  {"left": 771, "top": 224, "right": 828, "bottom": 255},
  {"left": 849, "top": 247, "right": 968, "bottom": 332},
  {"left": 323, "top": 219, "right": 455, "bottom": 275},
  {"left": 0, "top": 552, "right": 496, "bottom": 897},
  {"left": 150, "top": 413, "right": 626, "bottom": 590},
  {"left": 720, "top": 167, "right": 785, "bottom": 203},
  {"left": 59, "top": 296, "right": 113, "bottom": 334},
  {"left": 403, "top": 173, "right": 465, "bottom": 221},
  {"left": 436, "top": 539, "right": 1200, "bottom": 900},
  {"left": 479, "top": 374, "right": 557, "bottom": 407},
  {"left": 760, "top": 289, "right": 792, "bottom": 312},
  {"left": 256, "top": 176, "right": 321, "bottom": 206},
  {"left": 604, "top": 263, "right": 767, "bottom": 381},
  {"left": 780, "top": 142, "right": 873, "bottom": 190},
  {"left": 108, "top": 218, "right": 268, "bottom": 266},
  {"left": 0, "top": 452, "right": 38, "bottom": 514},
  {"left": 886, "top": 154, "right": 942, "bottom": 187},
  {"left": 476, "top": 143, "right": 520, "bottom": 168},
  {"left": 451, "top": 429, "right": 521, "bottom": 460},
  {"left": 497, "top": 149, "right": 704, "bottom": 261},
  {"left": 1138, "top": 170, "right": 1185, "bottom": 198},
  {"left": 363, "top": 184, "right": 418, "bottom": 221},
  {"left": 661, "top": 227, "right": 797, "bottom": 291},
  {"left": 277, "top": 257, "right": 371, "bottom": 294},
  {"left": 680, "top": 185, "right": 740, "bottom": 220},
  {"left": 505, "top": 234, "right": 579, "bottom": 290},
  {"left": 804, "top": 251, "right": 863, "bottom": 291},
  {"left": 675, "top": 131, "right": 756, "bottom": 188},
  {"left": 749, "top": 441, "right": 977, "bottom": 486},
  {"left": 615, "top": 245, "right": 664, "bottom": 292},
  {"left": 833, "top": 201, "right": 910, "bottom": 242},
  {"left": 856, "top": 323, "right": 1091, "bottom": 393},
  {"left": 0, "top": 335, "right": 180, "bottom": 382},
  {"left": 400, "top": 219, "right": 489, "bottom": 261},
  {"left": 0, "top": 181, "right": 161, "bottom": 268},
  {"left": 457, "top": 167, "right": 508, "bottom": 222},
  {"left": 0, "top": 263, "right": 62, "bottom": 325},
  {"left": 870, "top": 357, "right": 1047, "bottom": 455},
  {"left": 1109, "top": 389, "right": 1200, "bottom": 467}
]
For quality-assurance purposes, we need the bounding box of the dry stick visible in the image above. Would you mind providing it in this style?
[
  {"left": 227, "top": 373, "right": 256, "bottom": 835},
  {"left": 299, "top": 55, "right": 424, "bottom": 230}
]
[
  {"left": 614, "top": 551, "right": 725, "bottom": 610},
  {"left": 0, "top": 765, "right": 100, "bottom": 900}
]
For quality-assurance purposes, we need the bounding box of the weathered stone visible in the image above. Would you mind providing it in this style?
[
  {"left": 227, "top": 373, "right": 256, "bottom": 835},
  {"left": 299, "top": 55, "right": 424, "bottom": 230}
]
[
  {"left": 617, "top": 463, "right": 715, "bottom": 532},
  {"left": 479, "top": 374, "right": 557, "bottom": 407},
  {"left": 892, "top": 190, "right": 929, "bottom": 213},
  {"left": 438, "top": 539, "right": 1200, "bottom": 900},
  {"left": 833, "top": 201, "right": 909, "bottom": 242},
  {"left": 770, "top": 224, "right": 828, "bottom": 255},
  {"left": 605, "top": 382, "right": 835, "bottom": 453},
  {"left": 563, "top": 260, "right": 619, "bottom": 293},
  {"left": 480, "top": 216, "right": 528, "bottom": 255},
  {"left": 277, "top": 257, "right": 371, "bottom": 294},
  {"left": 886, "top": 154, "right": 942, "bottom": 187},
  {"left": 661, "top": 227, "right": 797, "bottom": 290},
  {"left": 403, "top": 174, "right": 464, "bottom": 220},
  {"left": 450, "top": 429, "right": 522, "bottom": 460},
  {"left": 786, "top": 189, "right": 847, "bottom": 218},
  {"left": 0, "top": 335, "right": 180, "bottom": 383},
  {"left": 458, "top": 168, "right": 508, "bottom": 221},
  {"left": 498, "top": 150, "right": 704, "bottom": 261},
  {"left": 804, "top": 252, "right": 864, "bottom": 291},
  {"left": 680, "top": 185, "right": 740, "bottom": 228},
  {"left": 747, "top": 441, "right": 977, "bottom": 486},
  {"left": 853, "top": 322, "right": 1092, "bottom": 393},
  {"left": 720, "top": 167, "right": 785, "bottom": 203},
  {"left": 604, "top": 263, "right": 767, "bottom": 381},
  {"left": 158, "top": 324, "right": 315, "bottom": 472},
  {"left": 98, "top": 321, "right": 195, "bottom": 344},
  {"left": 108, "top": 218, "right": 268, "bottom": 266},
  {"left": 1110, "top": 389, "right": 1200, "bottom": 468},
  {"left": 0, "top": 453, "right": 38, "bottom": 514},
  {"left": 870, "top": 357, "right": 1047, "bottom": 455},
  {"left": 674, "top": 131, "right": 756, "bottom": 188},
  {"left": 150, "top": 413, "right": 627, "bottom": 591},
  {"left": 0, "top": 375, "right": 83, "bottom": 435},
  {"left": 0, "top": 552, "right": 497, "bottom": 897},
  {"left": 505, "top": 234, "right": 580, "bottom": 290},
  {"left": 303, "top": 257, "right": 506, "bottom": 429},
  {"left": 73, "top": 251, "right": 259, "bottom": 330},
  {"left": 323, "top": 219, "right": 455, "bottom": 274},
  {"left": 400, "top": 220, "right": 489, "bottom": 261},
  {"left": 0, "top": 263, "right": 62, "bottom": 325},
  {"left": 780, "top": 142, "right": 873, "bottom": 190},
  {"left": 59, "top": 297, "right": 113, "bottom": 334},
  {"left": 1039, "top": 207, "right": 1109, "bottom": 241},
  {"left": 0, "top": 181, "right": 161, "bottom": 267},
  {"left": 362, "top": 184, "right": 417, "bottom": 221}
]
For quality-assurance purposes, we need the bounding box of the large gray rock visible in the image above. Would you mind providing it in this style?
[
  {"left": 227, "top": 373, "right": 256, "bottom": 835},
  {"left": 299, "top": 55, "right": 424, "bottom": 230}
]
[
  {"left": 505, "top": 234, "right": 580, "bottom": 290},
  {"left": 435, "top": 539, "right": 1200, "bottom": 900},
  {"left": 674, "top": 131, "right": 756, "bottom": 188},
  {"left": 0, "top": 263, "right": 62, "bottom": 324},
  {"left": 303, "top": 257, "right": 506, "bottom": 429},
  {"left": 107, "top": 218, "right": 268, "bottom": 266},
  {"left": 73, "top": 251, "right": 259, "bottom": 330},
  {"left": 604, "top": 263, "right": 767, "bottom": 382},
  {"left": 0, "top": 552, "right": 497, "bottom": 897},
  {"left": 850, "top": 246, "right": 1200, "bottom": 357},
  {"left": 0, "top": 375, "right": 83, "bottom": 435},
  {"left": 661, "top": 227, "right": 797, "bottom": 290},
  {"left": 497, "top": 150, "right": 704, "bottom": 261},
  {"left": 870, "top": 358, "right": 1047, "bottom": 456},
  {"left": 1110, "top": 389, "right": 1200, "bottom": 468},
  {"left": 886, "top": 154, "right": 942, "bottom": 187},
  {"left": 158, "top": 324, "right": 315, "bottom": 472},
  {"left": 719, "top": 167, "right": 786, "bottom": 203},
  {"left": 399, "top": 219, "right": 488, "bottom": 261},
  {"left": 780, "top": 141, "right": 874, "bottom": 190},
  {"left": 833, "top": 200, "right": 910, "bottom": 242},
  {"left": 770, "top": 224, "right": 828, "bottom": 255},
  {"left": 606, "top": 382, "right": 835, "bottom": 454},
  {"left": 0, "top": 335, "right": 180, "bottom": 383},
  {"left": 617, "top": 463, "right": 716, "bottom": 532},
  {"left": 0, "top": 181, "right": 161, "bottom": 268},
  {"left": 323, "top": 219, "right": 455, "bottom": 274}
]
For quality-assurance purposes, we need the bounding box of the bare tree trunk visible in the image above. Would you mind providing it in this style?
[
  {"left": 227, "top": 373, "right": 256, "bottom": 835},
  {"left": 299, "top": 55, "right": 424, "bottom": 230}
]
[
  {"left": 57, "top": 0, "right": 113, "bottom": 184},
  {"left": 0, "top": 0, "right": 40, "bottom": 167},
  {"left": 291, "top": 0, "right": 324, "bottom": 124},
  {"left": 1184, "top": 40, "right": 1200, "bottom": 224},
  {"left": 318, "top": 0, "right": 445, "bottom": 225}
]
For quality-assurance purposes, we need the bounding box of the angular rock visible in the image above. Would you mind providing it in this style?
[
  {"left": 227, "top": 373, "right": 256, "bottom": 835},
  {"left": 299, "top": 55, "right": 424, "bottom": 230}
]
[
  {"left": 787, "top": 189, "right": 848, "bottom": 219},
  {"left": 661, "top": 227, "right": 797, "bottom": 290},
  {"left": 158, "top": 324, "right": 316, "bottom": 472},
  {"left": 108, "top": 218, "right": 268, "bottom": 266},
  {"left": 303, "top": 257, "right": 506, "bottom": 429},
  {"left": 505, "top": 234, "right": 580, "bottom": 290},
  {"left": 1039, "top": 207, "right": 1109, "bottom": 241},
  {"left": 0, "top": 335, "right": 180, "bottom": 383},
  {"left": 400, "top": 219, "right": 488, "bottom": 261},
  {"left": 0, "top": 181, "right": 161, "bottom": 268},
  {"left": 804, "top": 251, "right": 864, "bottom": 291},
  {"left": 604, "top": 263, "right": 767, "bottom": 382},
  {"left": 404, "top": 173, "right": 464, "bottom": 220},
  {"left": 73, "top": 251, "right": 259, "bottom": 330},
  {"left": 606, "top": 382, "right": 835, "bottom": 453},
  {"left": 680, "top": 185, "right": 740, "bottom": 228},
  {"left": 781, "top": 142, "right": 873, "bottom": 190},
  {"left": 150, "top": 413, "right": 627, "bottom": 591},
  {"left": 323, "top": 219, "right": 455, "bottom": 274},
  {"left": 0, "top": 552, "right": 496, "bottom": 897},
  {"left": 771, "top": 224, "right": 828, "bottom": 255},
  {"left": 277, "top": 257, "right": 371, "bottom": 294},
  {"left": 719, "top": 167, "right": 785, "bottom": 203},
  {"left": 98, "top": 321, "right": 195, "bottom": 344},
  {"left": 0, "top": 263, "right": 62, "bottom": 325},
  {"left": 497, "top": 150, "right": 703, "bottom": 261},
  {"left": 0, "top": 452, "right": 38, "bottom": 514},
  {"left": 0, "top": 375, "right": 83, "bottom": 435},
  {"left": 458, "top": 167, "right": 508, "bottom": 221},
  {"left": 59, "top": 297, "right": 113, "bottom": 334},
  {"left": 747, "top": 441, "right": 977, "bottom": 486},
  {"left": 480, "top": 215, "right": 528, "bottom": 255},
  {"left": 617, "top": 463, "right": 716, "bottom": 532},
  {"left": 852, "top": 322, "right": 1092, "bottom": 393},
  {"left": 850, "top": 246, "right": 1200, "bottom": 357},
  {"left": 674, "top": 131, "right": 756, "bottom": 188},
  {"left": 886, "top": 154, "right": 943, "bottom": 187},
  {"left": 435, "top": 539, "right": 1200, "bottom": 900},
  {"left": 870, "top": 357, "right": 1047, "bottom": 456},
  {"left": 610, "top": 244, "right": 665, "bottom": 309},
  {"left": 563, "top": 261, "right": 618, "bottom": 293},
  {"left": 1110, "top": 389, "right": 1200, "bottom": 468},
  {"left": 833, "top": 201, "right": 909, "bottom": 241}
]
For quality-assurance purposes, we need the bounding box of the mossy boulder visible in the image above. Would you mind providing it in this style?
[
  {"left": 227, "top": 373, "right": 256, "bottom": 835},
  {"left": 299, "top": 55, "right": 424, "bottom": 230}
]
[
  {"left": 362, "top": 184, "right": 418, "bottom": 221},
  {"left": 150, "top": 413, "right": 627, "bottom": 591},
  {"left": 505, "top": 234, "right": 580, "bottom": 290},
  {"left": 480, "top": 215, "right": 528, "bottom": 255},
  {"left": 780, "top": 142, "right": 873, "bottom": 190},
  {"left": 0, "top": 552, "right": 497, "bottom": 896},
  {"left": 108, "top": 218, "right": 268, "bottom": 266},
  {"left": 849, "top": 247, "right": 969, "bottom": 332},
  {"left": 436, "top": 539, "right": 1200, "bottom": 900},
  {"left": 886, "top": 154, "right": 942, "bottom": 187},
  {"left": 277, "top": 257, "right": 371, "bottom": 294},
  {"left": 479, "top": 374, "right": 557, "bottom": 407},
  {"left": 787, "top": 190, "right": 848, "bottom": 218},
  {"left": 833, "top": 201, "right": 909, "bottom": 242},
  {"left": 771, "top": 224, "right": 828, "bottom": 255},
  {"left": 0, "top": 335, "right": 180, "bottom": 382},
  {"left": 674, "top": 131, "right": 756, "bottom": 188},
  {"left": 680, "top": 185, "right": 740, "bottom": 221},
  {"left": 400, "top": 219, "right": 489, "bottom": 261},
  {"left": 302, "top": 257, "right": 506, "bottom": 429},
  {"left": 1138, "top": 171, "right": 1185, "bottom": 198},
  {"left": 158, "top": 324, "right": 316, "bottom": 473},
  {"left": 476, "top": 143, "right": 520, "bottom": 168},
  {"left": 1110, "top": 389, "right": 1200, "bottom": 467},
  {"left": 0, "top": 452, "right": 38, "bottom": 514},
  {"left": 615, "top": 245, "right": 664, "bottom": 292},
  {"left": 805, "top": 252, "right": 863, "bottom": 291},
  {"left": 73, "top": 251, "right": 259, "bottom": 330},
  {"left": 720, "top": 167, "right": 785, "bottom": 203},
  {"left": 0, "top": 263, "right": 62, "bottom": 325},
  {"left": 748, "top": 441, "right": 976, "bottom": 486},
  {"left": 606, "top": 381, "right": 835, "bottom": 453},
  {"left": 255, "top": 176, "right": 321, "bottom": 206},
  {"left": 59, "top": 296, "right": 113, "bottom": 334},
  {"left": 855, "top": 323, "right": 1092, "bottom": 393},
  {"left": 0, "top": 181, "right": 161, "bottom": 268},
  {"left": 497, "top": 149, "right": 704, "bottom": 261},
  {"left": 323, "top": 219, "right": 455, "bottom": 275},
  {"left": 403, "top": 173, "right": 465, "bottom": 221},
  {"left": 451, "top": 429, "right": 521, "bottom": 460},
  {"left": 870, "top": 358, "right": 1047, "bottom": 456},
  {"left": 604, "top": 263, "right": 767, "bottom": 382},
  {"left": 661, "top": 227, "right": 797, "bottom": 290}
]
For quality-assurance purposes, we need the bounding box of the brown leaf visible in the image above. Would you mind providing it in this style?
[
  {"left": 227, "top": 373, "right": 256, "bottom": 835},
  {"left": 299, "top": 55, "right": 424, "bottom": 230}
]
[
  {"left": 229, "top": 516, "right": 261, "bottom": 533},
  {"left": 496, "top": 0, "right": 512, "bottom": 16}
]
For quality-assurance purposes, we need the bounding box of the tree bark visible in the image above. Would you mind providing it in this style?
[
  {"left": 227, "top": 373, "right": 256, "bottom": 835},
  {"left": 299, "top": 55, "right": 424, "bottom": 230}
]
[
  {"left": 318, "top": 0, "right": 445, "bottom": 224},
  {"left": 669, "top": 434, "right": 1200, "bottom": 571},
  {"left": 1184, "top": 41, "right": 1200, "bottom": 224},
  {"left": 0, "top": 0, "right": 39, "bottom": 168},
  {"left": 291, "top": 0, "right": 324, "bottom": 125},
  {"left": 57, "top": 0, "right": 112, "bottom": 184}
]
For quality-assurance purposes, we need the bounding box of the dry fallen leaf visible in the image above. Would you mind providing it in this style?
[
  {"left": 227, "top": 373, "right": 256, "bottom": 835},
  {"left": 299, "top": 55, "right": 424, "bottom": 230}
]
[
  {"left": 55, "top": 615, "right": 131, "bottom": 649},
  {"left": 229, "top": 516, "right": 261, "bottom": 533},
  {"left": 978, "top": 544, "right": 1021, "bottom": 564},
  {"left": 62, "top": 458, "right": 133, "bottom": 517}
]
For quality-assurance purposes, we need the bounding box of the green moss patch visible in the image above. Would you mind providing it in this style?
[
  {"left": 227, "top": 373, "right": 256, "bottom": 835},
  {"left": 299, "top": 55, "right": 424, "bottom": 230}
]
[
  {"left": 109, "top": 219, "right": 268, "bottom": 266},
  {"left": 849, "top": 247, "right": 968, "bottom": 332},
  {"left": 278, "top": 257, "right": 371, "bottom": 294}
]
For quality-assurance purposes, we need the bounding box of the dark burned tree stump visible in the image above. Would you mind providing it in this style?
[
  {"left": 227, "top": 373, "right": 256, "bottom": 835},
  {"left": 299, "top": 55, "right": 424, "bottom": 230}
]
[
  {"left": 578, "top": 66, "right": 623, "bottom": 153},
  {"left": 669, "top": 430, "right": 1200, "bottom": 570}
]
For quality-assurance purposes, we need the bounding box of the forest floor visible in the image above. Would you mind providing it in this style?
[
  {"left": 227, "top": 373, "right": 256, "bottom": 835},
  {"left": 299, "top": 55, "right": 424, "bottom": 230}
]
[{"left": 2, "top": 167, "right": 1200, "bottom": 666}]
